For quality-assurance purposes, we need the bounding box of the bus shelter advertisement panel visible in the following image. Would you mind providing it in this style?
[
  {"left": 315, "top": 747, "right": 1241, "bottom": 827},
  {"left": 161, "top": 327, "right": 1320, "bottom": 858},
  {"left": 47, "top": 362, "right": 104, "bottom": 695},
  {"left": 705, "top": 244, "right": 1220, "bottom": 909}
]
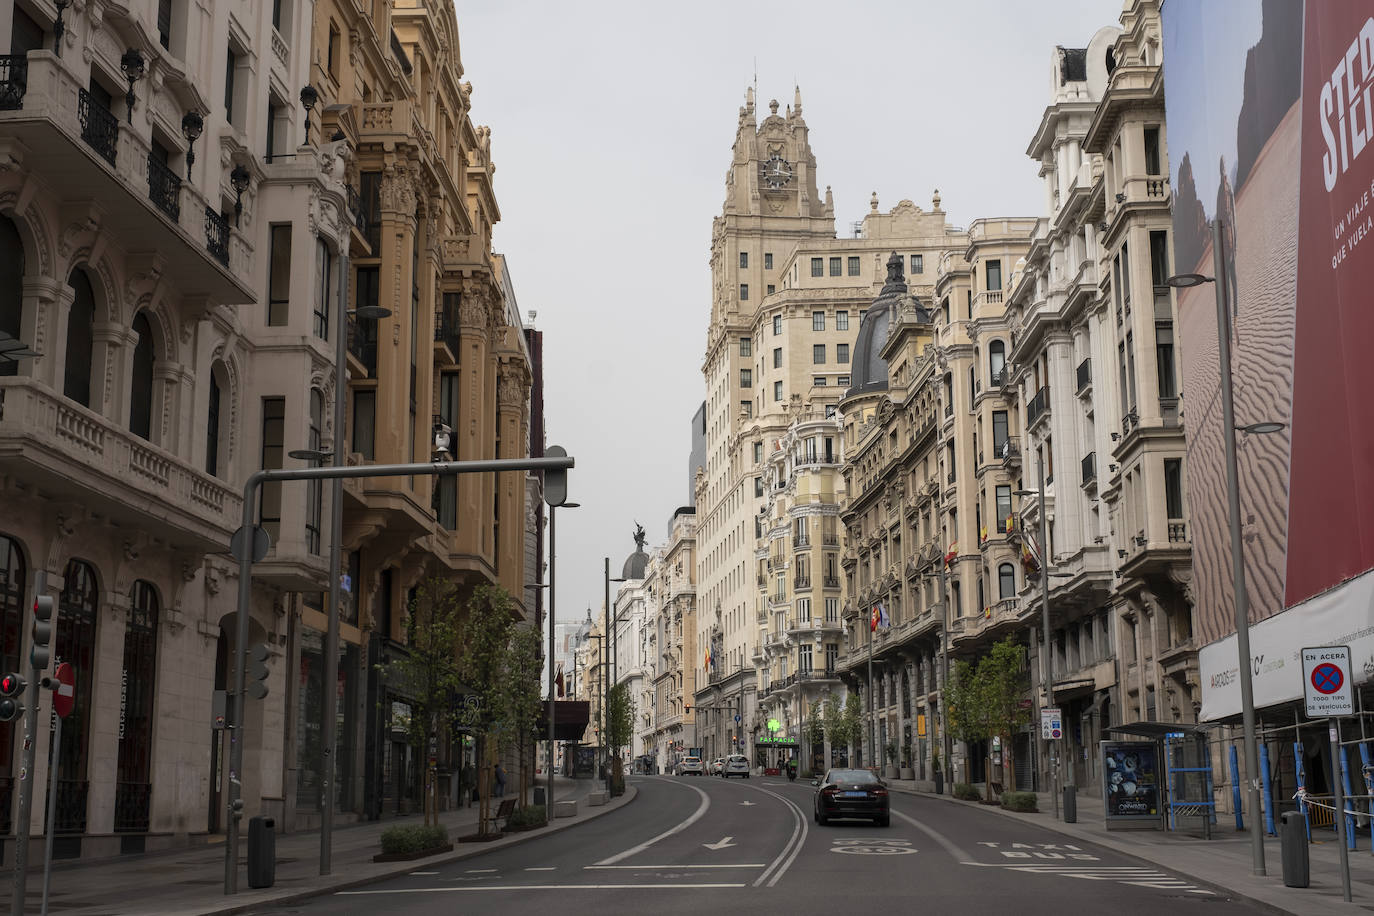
[{"left": 1102, "top": 742, "right": 1161, "bottom": 822}]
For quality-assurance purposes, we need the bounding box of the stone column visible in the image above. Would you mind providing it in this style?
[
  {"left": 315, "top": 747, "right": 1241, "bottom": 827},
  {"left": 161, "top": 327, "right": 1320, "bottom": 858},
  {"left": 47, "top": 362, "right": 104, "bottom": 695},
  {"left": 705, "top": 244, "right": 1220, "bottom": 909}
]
[
  {"left": 495, "top": 361, "right": 528, "bottom": 597},
  {"left": 375, "top": 164, "right": 417, "bottom": 478},
  {"left": 456, "top": 278, "right": 493, "bottom": 559}
]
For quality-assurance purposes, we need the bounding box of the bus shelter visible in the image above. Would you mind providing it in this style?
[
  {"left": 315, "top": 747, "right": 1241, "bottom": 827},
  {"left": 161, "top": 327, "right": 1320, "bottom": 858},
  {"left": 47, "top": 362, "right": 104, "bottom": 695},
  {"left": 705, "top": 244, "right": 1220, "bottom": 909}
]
[{"left": 1101, "top": 722, "right": 1214, "bottom": 836}]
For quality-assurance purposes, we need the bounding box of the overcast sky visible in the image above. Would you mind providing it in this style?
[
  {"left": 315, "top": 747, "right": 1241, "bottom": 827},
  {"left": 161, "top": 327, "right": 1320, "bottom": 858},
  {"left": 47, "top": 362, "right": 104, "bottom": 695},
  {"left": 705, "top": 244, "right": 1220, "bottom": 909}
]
[{"left": 458, "top": 0, "right": 1123, "bottom": 620}]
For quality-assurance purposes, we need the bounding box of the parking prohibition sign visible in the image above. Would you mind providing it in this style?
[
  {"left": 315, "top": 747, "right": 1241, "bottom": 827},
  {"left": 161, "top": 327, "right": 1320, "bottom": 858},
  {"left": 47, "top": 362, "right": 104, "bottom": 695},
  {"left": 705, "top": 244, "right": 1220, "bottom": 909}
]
[{"left": 1302, "top": 646, "right": 1353, "bottom": 717}]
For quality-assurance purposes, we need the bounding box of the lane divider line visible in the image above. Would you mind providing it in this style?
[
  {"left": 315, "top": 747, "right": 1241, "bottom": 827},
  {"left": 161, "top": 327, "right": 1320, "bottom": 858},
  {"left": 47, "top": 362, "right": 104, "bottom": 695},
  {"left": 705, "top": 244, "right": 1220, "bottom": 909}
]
[
  {"left": 586, "top": 864, "right": 765, "bottom": 869},
  {"left": 741, "top": 784, "right": 807, "bottom": 888},
  {"left": 593, "top": 780, "right": 711, "bottom": 865},
  {"left": 338, "top": 883, "right": 748, "bottom": 895},
  {"left": 890, "top": 807, "right": 970, "bottom": 861}
]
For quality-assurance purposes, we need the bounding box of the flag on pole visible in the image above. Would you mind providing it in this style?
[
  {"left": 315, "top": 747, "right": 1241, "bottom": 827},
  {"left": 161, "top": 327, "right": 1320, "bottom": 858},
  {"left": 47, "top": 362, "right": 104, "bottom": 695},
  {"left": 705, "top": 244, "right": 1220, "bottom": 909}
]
[
  {"left": 870, "top": 605, "right": 880, "bottom": 632},
  {"left": 878, "top": 602, "right": 890, "bottom": 630},
  {"left": 555, "top": 663, "right": 565, "bottom": 697}
]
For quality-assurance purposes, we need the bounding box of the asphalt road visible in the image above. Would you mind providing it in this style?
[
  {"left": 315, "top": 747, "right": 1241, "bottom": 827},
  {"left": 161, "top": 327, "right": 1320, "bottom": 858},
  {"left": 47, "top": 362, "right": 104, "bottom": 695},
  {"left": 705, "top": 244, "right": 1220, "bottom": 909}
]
[{"left": 249, "top": 775, "right": 1264, "bottom": 915}]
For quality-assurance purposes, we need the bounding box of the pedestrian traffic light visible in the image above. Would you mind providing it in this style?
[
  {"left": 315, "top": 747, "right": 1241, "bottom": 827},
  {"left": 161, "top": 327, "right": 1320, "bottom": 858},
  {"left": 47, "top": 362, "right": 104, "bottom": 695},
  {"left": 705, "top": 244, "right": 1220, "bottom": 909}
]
[
  {"left": 0, "top": 673, "right": 25, "bottom": 722},
  {"left": 30, "top": 595, "right": 54, "bottom": 671},
  {"left": 245, "top": 643, "right": 269, "bottom": 699}
]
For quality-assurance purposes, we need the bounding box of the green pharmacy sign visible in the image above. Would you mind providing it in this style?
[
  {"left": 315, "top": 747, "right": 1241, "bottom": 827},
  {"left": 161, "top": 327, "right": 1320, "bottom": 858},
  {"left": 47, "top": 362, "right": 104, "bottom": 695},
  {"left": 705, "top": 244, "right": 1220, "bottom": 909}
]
[{"left": 767, "top": 718, "right": 782, "bottom": 733}]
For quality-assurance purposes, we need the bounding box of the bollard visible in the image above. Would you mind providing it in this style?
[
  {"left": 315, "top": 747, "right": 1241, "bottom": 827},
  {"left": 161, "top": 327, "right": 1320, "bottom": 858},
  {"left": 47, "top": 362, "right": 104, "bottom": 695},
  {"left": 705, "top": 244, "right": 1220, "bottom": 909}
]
[
  {"left": 1280, "top": 810, "right": 1310, "bottom": 888},
  {"left": 1063, "top": 786, "right": 1077, "bottom": 823},
  {"left": 247, "top": 816, "right": 276, "bottom": 889}
]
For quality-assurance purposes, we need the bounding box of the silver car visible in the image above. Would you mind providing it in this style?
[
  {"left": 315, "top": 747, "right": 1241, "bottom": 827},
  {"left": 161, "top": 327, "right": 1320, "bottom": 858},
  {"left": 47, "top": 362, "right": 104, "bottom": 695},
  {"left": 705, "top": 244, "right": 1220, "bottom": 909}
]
[
  {"left": 677, "top": 756, "right": 704, "bottom": 775},
  {"left": 722, "top": 754, "right": 750, "bottom": 778}
]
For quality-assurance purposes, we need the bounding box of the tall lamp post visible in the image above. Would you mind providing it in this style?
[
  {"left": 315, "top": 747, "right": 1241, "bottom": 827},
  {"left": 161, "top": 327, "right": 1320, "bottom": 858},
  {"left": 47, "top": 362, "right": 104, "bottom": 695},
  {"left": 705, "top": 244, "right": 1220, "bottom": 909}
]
[
  {"left": 603, "top": 558, "right": 627, "bottom": 789},
  {"left": 1167, "top": 219, "right": 1284, "bottom": 877},
  {"left": 546, "top": 501, "right": 580, "bottom": 820}
]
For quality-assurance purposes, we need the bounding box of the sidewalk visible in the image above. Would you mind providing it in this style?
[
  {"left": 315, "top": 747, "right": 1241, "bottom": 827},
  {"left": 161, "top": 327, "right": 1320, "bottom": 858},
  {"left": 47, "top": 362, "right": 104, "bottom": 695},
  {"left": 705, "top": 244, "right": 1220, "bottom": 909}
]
[
  {"left": 885, "top": 777, "right": 1374, "bottom": 915},
  {"left": 0, "top": 776, "right": 633, "bottom": 916}
]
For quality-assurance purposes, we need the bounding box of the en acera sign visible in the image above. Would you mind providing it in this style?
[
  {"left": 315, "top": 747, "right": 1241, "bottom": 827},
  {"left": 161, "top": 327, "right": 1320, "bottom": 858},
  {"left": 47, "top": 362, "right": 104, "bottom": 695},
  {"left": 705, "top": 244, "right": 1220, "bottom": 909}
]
[{"left": 1302, "top": 645, "right": 1354, "bottom": 717}]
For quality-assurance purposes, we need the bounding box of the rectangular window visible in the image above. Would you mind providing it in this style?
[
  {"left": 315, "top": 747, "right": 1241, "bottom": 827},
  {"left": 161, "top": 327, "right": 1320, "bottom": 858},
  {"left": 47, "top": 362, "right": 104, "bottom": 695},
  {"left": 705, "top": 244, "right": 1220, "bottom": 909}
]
[
  {"left": 265, "top": 100, "right": 280, "bottom": 160},
  {"left": 740, "top": 368, "right": 752, "bottom": 388},
  {"left": 829, "top": 257, "right": 842, "bottom": 276},
  {"left": 158, "top": 0, "right": 173, "bottom": 49},
  {"left": 836, "top": 311, "right": 849, "bottom": 331},
  {"left": 753, "top": 441, "right": 762, "bottom": 463},
  {"left": 773, "top": 315, "right": 782, "bottom": 335},
  {"left": 360, "top": 171, "right": 382, "bottom": 251},
  {"left": 267, "top": 224, "right": 291, "bottom": 326},
  {"left": 765, "top": 252, "right": 773, "bottom": 269},
  {"left": 1164, "top": 458, "right": 1184, "bottom": 518},
  {"left": 798, "top": 597, "right": 811, "bottom": 623},
  {"left": 327, "top": 23, "right": 339, "bottom": 77},
  {"left": 1126, "top": 331, "right": 1138, "bottom": 407},
  {"left": 352, "top": 390, "right": 375, "bottom": 459},
  {"left": 813, "top": 344, "right": 825, "bottom": 364},
  {"left": 272, "top": 0, "right": 284, "bottom": 31},
  {"left": 741, "top": 400, "right": 753, "bottom": 418},
  {"left": 313, "top": 240, "right": 332, "bottom": 339},
  {"left": 739, "top": 283, "right": 749, "bottom": 301},
  {"left": 847, "top": 256, "right": 860, "bottom": 276},
  {"left": 773, "top": 347, "right": 783, "bottom": 368},
  {"left": 911, "top": 254, "right": 924, "bottom": 274},
  {"left": 811, "top": 257, "right": 824, "bottom": 277},
  {"left": 1144, "top": 126, "right": 1161, "bottom": 175},
  {"left": 773, "top": 380, "right": 783, "bottom": 401},
  {"left": 1156, "top": 322, "right": 1176, "bottom": 399},
  {"left": 986, "top": 259, "right": 1002, "bottom": 291},
  {"left": 767, "top": 284, "right": 775, "bottom": 295},
  {"left": 437, "top": 373, "right": 459, "bottom": 529},
  {"left": 992, "top": 410, "right": 1009, "bottom": 453},
  {"left": 813, "top": 377, "right": 826, "bottom": 386},
  {"left": 739, "top": 336, "right": 752, "bottom": 357},
  {"left": 799, "top": 644, "right": 813, "bottom": 673},
  {"left": 739, "top": 251, "right": 748, "bottom": 269},
  {"left": 837, "top": 343, "right": 849, "bottom": 364},
  {"left": 996, "top": 485, "right": 1012, "bottom": 532},
  {"left": 825, "top": 643, "right": 838, "bottom": 671},
  {"left": 1118, "top": 342, "right": 1130, "bottom": 414},
  {"left": 754, "top": 477, "right": 764, "bottom": 497},
  {"left": 838, "top": 375, "right": 850, "bottom": 386},
  {"left": 259, "top": 397, "right": 285, "bottom": 542},
  {"left": 812, "top": 311, "right": 825, "bottom": 331},
  {"left": 1149, "top": 229, "right": 1170, "bottom": 288},
  {"left": 1120, "top": 241, "right": 1132, "bottom": 303},
  {"left": 224, "top": 50, "right": 237, "bottom": 123}
]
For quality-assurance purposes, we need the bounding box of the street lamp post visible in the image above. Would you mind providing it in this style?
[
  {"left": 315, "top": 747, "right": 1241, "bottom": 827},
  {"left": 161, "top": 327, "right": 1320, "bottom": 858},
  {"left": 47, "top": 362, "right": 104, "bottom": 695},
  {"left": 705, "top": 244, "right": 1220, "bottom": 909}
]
[
  {"left": 604, "top": 558, "right": 626, "bottom": 789},
  {"left": 1166, "top": 219, "right": 1281, "bottom": 877}
]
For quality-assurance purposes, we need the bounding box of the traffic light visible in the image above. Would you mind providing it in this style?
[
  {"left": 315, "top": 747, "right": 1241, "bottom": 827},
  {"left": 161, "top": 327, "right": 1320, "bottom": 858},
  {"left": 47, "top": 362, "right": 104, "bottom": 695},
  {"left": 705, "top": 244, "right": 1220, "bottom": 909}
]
[
  {"left": 30, "top": 595, "right": 54, "bottom": 671},
  {"left": 0, "top": 673, "right": 25, "bottom": 722},
  {"left": 245, "top": 643, "right": 269, "bottom": 699},
  {"left": 543, "top": 445, "right": 568, "bottom": 506}
]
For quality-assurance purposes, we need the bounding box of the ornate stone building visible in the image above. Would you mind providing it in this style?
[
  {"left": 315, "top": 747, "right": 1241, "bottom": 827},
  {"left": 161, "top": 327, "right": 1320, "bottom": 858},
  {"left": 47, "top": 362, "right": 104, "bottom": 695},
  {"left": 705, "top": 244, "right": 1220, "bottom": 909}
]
[{"left": 647, "top": 508, "right": 697, "bottom": 772}]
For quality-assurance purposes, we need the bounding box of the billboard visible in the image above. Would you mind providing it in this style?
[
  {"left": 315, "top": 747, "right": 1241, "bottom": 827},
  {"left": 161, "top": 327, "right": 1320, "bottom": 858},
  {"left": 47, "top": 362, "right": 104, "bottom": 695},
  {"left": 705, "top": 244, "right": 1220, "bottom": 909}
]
[
  {"left": 1102, "top": 742, "right": 1161, "bottom": 822},
  {"left": 1165, "top": 0, "right": 1374, "bottom": 719}
]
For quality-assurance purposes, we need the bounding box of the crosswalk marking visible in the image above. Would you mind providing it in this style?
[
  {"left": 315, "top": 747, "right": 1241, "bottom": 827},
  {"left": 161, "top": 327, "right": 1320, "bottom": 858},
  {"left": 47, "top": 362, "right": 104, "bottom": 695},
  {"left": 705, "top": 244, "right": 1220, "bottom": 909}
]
[{"left": 964, "top": 861, "right": 1214, "bottom": 895}]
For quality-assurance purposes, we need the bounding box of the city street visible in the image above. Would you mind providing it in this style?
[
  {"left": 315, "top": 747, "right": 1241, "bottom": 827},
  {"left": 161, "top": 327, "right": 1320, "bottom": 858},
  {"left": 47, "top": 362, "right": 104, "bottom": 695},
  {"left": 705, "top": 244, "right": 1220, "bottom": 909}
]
[{"left": 246, "top": 776, "right": 1262, "bottom": 914}]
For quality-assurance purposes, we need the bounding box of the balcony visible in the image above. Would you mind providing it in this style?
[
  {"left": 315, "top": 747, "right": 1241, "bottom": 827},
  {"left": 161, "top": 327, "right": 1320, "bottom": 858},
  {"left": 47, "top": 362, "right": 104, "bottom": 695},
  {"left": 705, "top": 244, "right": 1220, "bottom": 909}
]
[
  {"left": 1168, "top": 521, "right": 1189, "bottom": 543},
  {"left": 1122, "top": 407, "right": 1140, "bottom": 439},
  {"left": 1027, "top": 386, "right": 1050, "bottom": 427},
  {"left": 989, "top": 368, "right": 1005, "bottom": 388},
  {"left": 792, "top": 536, "right": 810, "bottom": 549},
  {"left": 0, "top": 378, "right": 242, "bottom": 553},
  {"left": 946, "top": 470, "right": 956, "bottom": 485},
  {"left": 823, "top": 534, "right": 839, "bottom": 546},
  {"left": 944, "top": 403, "right": 953, "bottom": 418},
  {"left": 204, "top": 208, "right": 229, "bottom": 268},
  {"left": 1076, "top": 358, "right": 1092, "bottom": 394},
  {"left": 0, "top": 53, "right": 252, "bottom": 301},
  {"left": 347, "top": 315, "right": 379, "bottom": 376},
  {"left": 346, "top": 183, "right": 368, "bottom": 238},
  {"left": 433, "top": 303, "right": 461, "bottom": 364},
  {"left": 1, "top": 55, "right": 27, "bottom": 110},
  {"left": 823, "top": 575, "right": 840, "bottom": 589},
  {"left": 793, "top": 577, "right": 811, "bottom": 590},
  {"left": 1081, "top": 451, "right": 1096, "bottom": 487},
  {"left": 999, "top": 436, "right": 1021, "bottom": 469},
  {"left": 146, "top": 153, "right": 181, "bottom": 222}
]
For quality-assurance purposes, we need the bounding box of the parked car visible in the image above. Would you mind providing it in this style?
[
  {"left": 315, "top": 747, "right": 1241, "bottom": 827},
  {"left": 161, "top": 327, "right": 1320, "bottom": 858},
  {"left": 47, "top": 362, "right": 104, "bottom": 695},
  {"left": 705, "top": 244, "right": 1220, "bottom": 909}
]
[
  {"left": 677, "top": 756, "right": 704, "bottom": 775},
  {"left": 710, "top": 757, "right": 726, "bottom": 776},
  {"left": 813, "top": 768, "right": 889, "bottom": 826},
  {"left": 722, "top": 754, "right": 750, "bottom": 778}
]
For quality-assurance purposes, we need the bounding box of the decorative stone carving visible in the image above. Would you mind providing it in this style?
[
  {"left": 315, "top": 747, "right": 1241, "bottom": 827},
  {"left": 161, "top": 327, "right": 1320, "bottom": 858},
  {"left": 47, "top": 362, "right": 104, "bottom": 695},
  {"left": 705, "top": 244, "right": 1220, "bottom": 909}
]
[{"left": 379, "top": 164, "right": 416, "bottom": 215}]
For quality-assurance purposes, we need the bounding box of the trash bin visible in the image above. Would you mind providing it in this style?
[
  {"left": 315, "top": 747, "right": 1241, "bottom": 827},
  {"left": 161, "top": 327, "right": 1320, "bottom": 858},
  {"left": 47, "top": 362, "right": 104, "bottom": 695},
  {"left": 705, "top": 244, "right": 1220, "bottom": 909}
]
[
  {"left": 1280, "top": 810, "right": 1309, "bottom": 888},
  {"left": 247, "top": 815, "right": 276, "bottom": 889},
  {"left": 1063, "top": 786, "right": 1077, "bottom": 823},
  {"left": 533, "top": 786, "right": 546, "bottom": 807}
]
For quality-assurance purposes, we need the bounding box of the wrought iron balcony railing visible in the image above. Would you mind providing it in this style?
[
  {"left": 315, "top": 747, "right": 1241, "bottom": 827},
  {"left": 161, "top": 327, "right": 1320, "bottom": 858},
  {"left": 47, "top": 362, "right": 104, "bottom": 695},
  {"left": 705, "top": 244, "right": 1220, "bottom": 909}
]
[
  {"left": 146, "top": 153, "right": 181, "bottom": 222},
  {"left": 79, "top": 88, "right": 119, "bottom": 166}
]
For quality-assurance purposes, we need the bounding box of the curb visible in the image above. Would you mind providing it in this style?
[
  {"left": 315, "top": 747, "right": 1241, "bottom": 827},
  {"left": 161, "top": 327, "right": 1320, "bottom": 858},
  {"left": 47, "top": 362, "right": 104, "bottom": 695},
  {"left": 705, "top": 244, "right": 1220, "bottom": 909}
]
[
  {"left": 887, "top": 785, "right": 1299, "bottom": 916},
  {"left": 183, "top": 786, "right": 639, "bottom": 916}
]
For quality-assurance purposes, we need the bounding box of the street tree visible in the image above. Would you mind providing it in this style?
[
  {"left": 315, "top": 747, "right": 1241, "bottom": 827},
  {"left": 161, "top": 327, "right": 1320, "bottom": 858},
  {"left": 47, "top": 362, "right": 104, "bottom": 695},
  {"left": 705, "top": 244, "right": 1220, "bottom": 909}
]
[
  {"left": 500, "top": 622, "right": 543, "bottom": 809},
  {"left": 376, "top": 576, "right": 465, "bottom": 828},
  {"left": 945, "top": 657, "right": 989, "bottom": 787},
  {"left": 605, "top": 682, "right": 633, "bottom": 794},
  {"left": 457, "top": 583, "right": 518, "bottom": 835},
  {"left": 806, "top": 700, "right": 824, "bottom": 776},
  {"left": 979, "top": 637, "right": 1033, "bottom": 800}
]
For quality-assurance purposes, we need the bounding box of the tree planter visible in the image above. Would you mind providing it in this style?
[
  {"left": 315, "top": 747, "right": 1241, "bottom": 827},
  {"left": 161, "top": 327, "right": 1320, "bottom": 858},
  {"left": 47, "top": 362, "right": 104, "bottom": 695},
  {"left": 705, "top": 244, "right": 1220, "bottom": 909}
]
[
  {"left": 458, "top": 831, "right": 504, "bottom": 843},
  {"left": 884, "top": 765, "right": 899, "bottom": 780},
  {"left": 373, "top": 843, "right": 455, "bottom": 862},
  {"left": 934, "top": 771, "right": 945, "bottom": 794},
  {"left": 900, "top": 767, "right": 915, "bottom": 780}
]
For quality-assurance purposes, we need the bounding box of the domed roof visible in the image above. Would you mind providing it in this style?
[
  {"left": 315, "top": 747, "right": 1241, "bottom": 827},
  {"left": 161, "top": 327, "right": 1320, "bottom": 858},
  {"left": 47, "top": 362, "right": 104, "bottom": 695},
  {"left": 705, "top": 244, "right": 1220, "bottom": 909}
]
[
  {"left": 847, "top": 252, "right": 910, "bottom": 398},
  {"left": 622, "top": 523, "right": 650, "bottom": 580}
]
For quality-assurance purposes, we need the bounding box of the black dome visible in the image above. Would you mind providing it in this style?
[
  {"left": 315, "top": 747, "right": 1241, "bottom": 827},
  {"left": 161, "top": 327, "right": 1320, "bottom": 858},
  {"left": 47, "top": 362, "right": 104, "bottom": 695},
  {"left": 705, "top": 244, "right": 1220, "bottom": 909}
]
[{"left": 847, "top": 252, "right": 909, "bottom": 398}]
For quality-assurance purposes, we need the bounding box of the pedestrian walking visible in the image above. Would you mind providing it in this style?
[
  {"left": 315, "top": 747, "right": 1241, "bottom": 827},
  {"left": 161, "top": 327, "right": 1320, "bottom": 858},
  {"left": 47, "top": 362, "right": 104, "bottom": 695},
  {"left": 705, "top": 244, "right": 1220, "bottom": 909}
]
[{"left": 494, "top": 762, "right": 507, "bottom": 798}]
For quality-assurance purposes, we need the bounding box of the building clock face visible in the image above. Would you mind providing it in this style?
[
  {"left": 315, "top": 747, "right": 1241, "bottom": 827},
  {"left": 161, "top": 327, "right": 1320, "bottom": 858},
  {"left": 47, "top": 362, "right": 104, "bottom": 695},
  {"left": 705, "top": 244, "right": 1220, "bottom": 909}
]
[{"left": 761, "top": 153, "right": 792, "bottom": 190}]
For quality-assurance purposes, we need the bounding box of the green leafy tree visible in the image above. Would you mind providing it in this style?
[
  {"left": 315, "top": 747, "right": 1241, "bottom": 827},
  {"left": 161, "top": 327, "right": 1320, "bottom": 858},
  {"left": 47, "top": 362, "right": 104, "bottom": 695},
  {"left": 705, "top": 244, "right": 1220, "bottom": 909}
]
[
  {"left": 499, "top": 622, "right": 544, "bottom": 809},
  {"left": 980, "top": 638, "right": 1033, "bottom": 799},
  {"left": 605, "top": 683, "right": 633, "bottom": 793},
  {"left": 376, "top": 577, "right": 466, "bottom": 828},
  {"left": 457, "top": 584, "right": 517, "bottom": 835},
  {"left": 823, "top": 692, "right": 863, "bottom": 764},
  {"left": 804, "top": 700, "right": 825, "bottom": 777},
  {"left": 945, "top": 658, "right": 989, "bottom": 786}
]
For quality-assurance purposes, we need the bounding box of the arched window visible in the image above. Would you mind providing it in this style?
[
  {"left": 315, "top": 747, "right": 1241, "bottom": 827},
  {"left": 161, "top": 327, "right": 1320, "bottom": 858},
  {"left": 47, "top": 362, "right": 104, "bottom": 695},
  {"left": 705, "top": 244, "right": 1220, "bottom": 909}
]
[
  {"left": 305, "top": 388, "right": 323, "bottom": 554},
  {"left": 129, "top": 312, "right": 156, "bottom": 440},
  {"left": 206, "top": 364, "right": 223, "bottom": 477},
  {"left": 998, "top": 563, "right": 1016, "bottom": 599},
  {"left": 116, "top": 580, "right": 158, "bottom": 832},
  {"left": 64, "top": 270, "right": 96, "bottom": 407},
  {"left": 0, "top": 216, "right": 24, "bottom": 379},
  {"left": 56, "top": 559, "right": 99, "bottom": 833},
  {"left": 989, "top": 340, "right": 1006, "bottom": 384}
]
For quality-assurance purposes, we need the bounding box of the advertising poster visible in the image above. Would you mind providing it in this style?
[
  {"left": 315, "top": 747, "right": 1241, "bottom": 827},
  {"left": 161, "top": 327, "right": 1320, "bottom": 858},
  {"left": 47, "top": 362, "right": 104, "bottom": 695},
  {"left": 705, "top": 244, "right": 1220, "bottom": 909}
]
[{"left": 1101, "top": 741, "right": 1160, "bottom": 822}]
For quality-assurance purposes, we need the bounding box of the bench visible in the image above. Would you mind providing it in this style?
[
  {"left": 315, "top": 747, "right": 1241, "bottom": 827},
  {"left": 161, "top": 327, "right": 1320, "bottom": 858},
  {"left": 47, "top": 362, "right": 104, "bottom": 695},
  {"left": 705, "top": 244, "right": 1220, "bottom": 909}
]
[
  {"left": 493, "top": 797, "right": 517, "bottom": 829},
  {"left": 990, "top": 782, "right": 1004, "bottom": 797}
]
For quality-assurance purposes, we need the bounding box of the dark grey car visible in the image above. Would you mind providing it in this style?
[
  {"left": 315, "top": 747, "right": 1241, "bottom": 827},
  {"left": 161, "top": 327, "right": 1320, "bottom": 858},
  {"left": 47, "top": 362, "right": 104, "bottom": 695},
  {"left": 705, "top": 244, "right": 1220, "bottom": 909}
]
[{"left": 812, "top": 768, "right": 890, "bottom": 826}]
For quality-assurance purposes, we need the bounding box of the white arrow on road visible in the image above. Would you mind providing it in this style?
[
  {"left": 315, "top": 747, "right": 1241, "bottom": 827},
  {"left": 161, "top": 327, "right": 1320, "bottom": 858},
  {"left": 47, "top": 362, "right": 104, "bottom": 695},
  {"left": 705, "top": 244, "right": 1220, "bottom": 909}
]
[
  {"left": 739, "top": 801, "right": 755, "bottom": 806},
  {"left": 703, "top": 836, "right": 737, "bottom": 850}
]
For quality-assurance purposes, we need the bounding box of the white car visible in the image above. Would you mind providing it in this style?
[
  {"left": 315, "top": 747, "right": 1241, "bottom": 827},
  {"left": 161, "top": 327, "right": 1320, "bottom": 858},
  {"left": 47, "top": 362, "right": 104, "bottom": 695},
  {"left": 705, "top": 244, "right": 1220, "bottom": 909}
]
[
  {"left": 677, "top": 756, "right": 704, "bottom": 775},
  {"left": 710, "top": 758, "right": 726, "bottom": 776},
  {"left": 722, "top": 754, "right": 750, "bottom": 778}
]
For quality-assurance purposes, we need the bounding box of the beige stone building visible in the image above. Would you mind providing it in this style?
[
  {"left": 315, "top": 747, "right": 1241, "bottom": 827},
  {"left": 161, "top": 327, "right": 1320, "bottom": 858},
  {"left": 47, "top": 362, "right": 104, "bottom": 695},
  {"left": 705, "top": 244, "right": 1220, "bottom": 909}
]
[{"left": 647, "top": 508, "right": 697, "bottom": 772}]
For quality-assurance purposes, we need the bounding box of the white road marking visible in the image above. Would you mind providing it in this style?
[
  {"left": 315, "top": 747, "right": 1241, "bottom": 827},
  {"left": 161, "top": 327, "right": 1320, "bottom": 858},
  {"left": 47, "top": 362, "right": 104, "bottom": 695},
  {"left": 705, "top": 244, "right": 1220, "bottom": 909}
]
[
  {"left": 524, "top": 867, "right": 556, "bottom": 871},
  {"left": 963, "top": 860, "right": 1215, "bottom": 895},
  {"left": 890, "top": 808, "right": 970, "bottom": 860},
  {"left": 740, "top": 800, "right": 756, "bottom": 806},
  {"left": 594, "top": 780, "right": 711, "bottom": 865},
  {"left": 586, "top": 864, "right": 765, "bottom": 869},
  {"left": 747, "top": 785, "right": 807, "bottom": 888},
  {"left": 703, "top": 836, "right": 736, "bottom": 850},
  {"left": 466, "top": 868, "right": 498, "bottom": 873},
  {"left": 339, "top": 884, "right": 748, "bottom": 895},
  {"left": 408, "top": 871, "right": 438, "bottom": 876}
]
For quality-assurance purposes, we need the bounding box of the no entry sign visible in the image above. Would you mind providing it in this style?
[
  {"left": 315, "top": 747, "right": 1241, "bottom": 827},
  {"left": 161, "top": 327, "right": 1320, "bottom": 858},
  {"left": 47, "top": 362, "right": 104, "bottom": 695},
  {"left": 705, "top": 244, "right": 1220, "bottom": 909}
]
[
  {"left": 1302, "top": 646, "right": 1353, "bottom": 717},
  {"left": 52, "top": 662, "right": 75, "bottom": 718}
]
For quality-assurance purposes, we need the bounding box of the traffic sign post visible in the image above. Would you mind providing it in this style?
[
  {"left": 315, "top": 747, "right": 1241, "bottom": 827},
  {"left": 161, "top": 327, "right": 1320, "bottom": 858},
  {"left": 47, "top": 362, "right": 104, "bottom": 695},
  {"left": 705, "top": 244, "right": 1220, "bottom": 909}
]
[
  {"left": 1041, "top": 707, "right": 1062, "bottom": 740},
  {"left": 1301, "top": 646, "right": 1353, "bottom": 903}
]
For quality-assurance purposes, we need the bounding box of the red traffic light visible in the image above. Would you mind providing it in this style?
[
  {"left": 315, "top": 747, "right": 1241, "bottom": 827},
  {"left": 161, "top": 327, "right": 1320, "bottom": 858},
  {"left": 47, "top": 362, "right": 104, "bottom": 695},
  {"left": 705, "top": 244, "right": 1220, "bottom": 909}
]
[{"left": 0, "top": 673, "right": 24, "bottom": 697}]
